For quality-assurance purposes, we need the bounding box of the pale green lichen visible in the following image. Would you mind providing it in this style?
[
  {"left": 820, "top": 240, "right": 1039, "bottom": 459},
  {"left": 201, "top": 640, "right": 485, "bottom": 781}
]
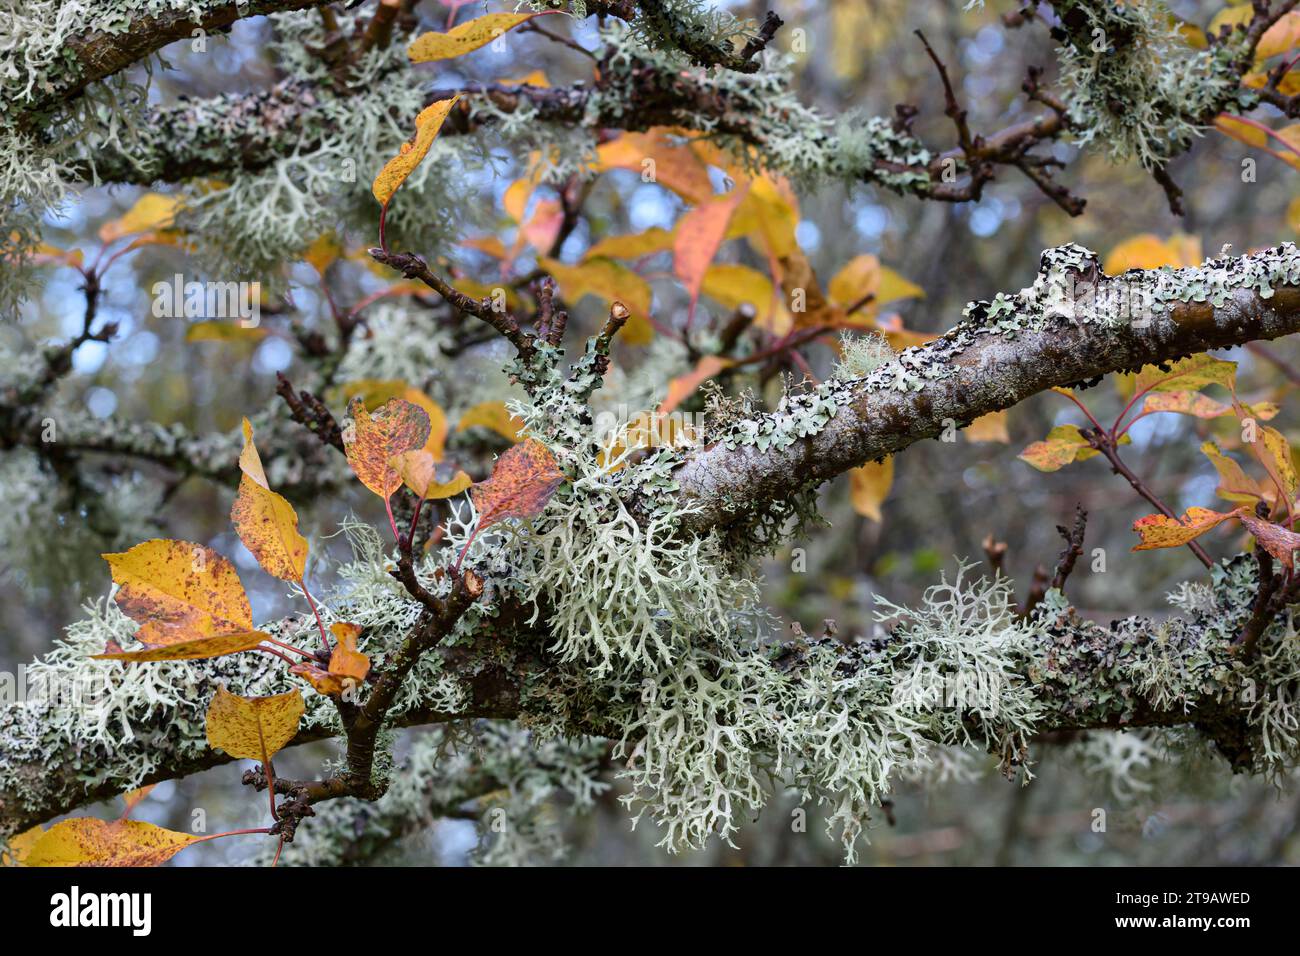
[{"left": 1051, "top": 0, "right": 1254, "bottom": 169}]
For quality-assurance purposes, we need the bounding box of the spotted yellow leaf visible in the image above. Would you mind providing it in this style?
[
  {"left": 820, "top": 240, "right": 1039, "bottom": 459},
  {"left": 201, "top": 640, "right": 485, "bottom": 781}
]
[
  {"left": 372, "top": 96, "right": 460, "bottom": 206},
  {"left": 205, "top": 685, "right": 304, "bottom": 763}
]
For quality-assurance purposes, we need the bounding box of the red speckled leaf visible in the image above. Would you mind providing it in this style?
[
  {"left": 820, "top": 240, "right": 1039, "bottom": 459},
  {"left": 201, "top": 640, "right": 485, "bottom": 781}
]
[
  {"left": 102, "top": 539, "right": 252, "bottom": 647},
  {"left": 344, "top": 396, "right": 432, "bottom": 500},
  {"left": 1131, "top": 507, "right": 1240, "bottom": 551},
  {"left": 472, "top": 439, "right": 565, "bottom": 531}
]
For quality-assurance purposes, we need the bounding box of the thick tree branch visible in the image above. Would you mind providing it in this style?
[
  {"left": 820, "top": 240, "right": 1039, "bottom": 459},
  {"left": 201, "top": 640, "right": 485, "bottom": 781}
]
[{"left": 670, "top": 244, "right": 1300, "bottom": 536}]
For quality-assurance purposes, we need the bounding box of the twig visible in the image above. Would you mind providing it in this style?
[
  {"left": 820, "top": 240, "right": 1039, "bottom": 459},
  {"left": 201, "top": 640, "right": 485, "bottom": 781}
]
[{"left": 1049, "top": 505, "right": 1088, "bottom": 594}]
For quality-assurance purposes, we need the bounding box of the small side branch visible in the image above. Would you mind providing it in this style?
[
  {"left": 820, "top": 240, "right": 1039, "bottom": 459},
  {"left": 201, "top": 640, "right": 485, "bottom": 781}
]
[{"left": 369, "top": 249, "right": 536, "bottom": 361}]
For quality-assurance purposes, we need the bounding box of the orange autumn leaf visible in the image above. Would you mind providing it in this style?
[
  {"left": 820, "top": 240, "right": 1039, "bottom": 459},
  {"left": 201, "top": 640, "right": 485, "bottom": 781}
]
[
  {"left": 232, "top": 418, "right": 309, "bottom": 582},
  {"left": 328, "top": 622, "right": 370, "bottom": 683},
  {"left": 965, "top": 411, "right": 1010, "bottom": 444},
  {"left": 674, "top": 187, "right": 748, "bottom": 316},
  {"left": 205, "top": 685, "right": 304, "bottom": 763},
  {"left": 371, "top": 96, "right": 460, "bottom": 207},
  {"left": 472, "top": 439, "right": 566, "bottom": 532},
  {"left": 294, "top": 623, "right": 372, "bottom": 697},
  {"left": 849, "top": 457, "right": 894, "bottom": 522},
  {"left": 596, "top": 130, "right": 715, "bottom": 204},
  {"left": 25, "top": 819, "right": 199, "bottom": 868},
  {"left": 92, "top": 629, "right": 268, "bottom": 662},
  {"left": 120, "top": 786, "right": 155, "bottom": 817},
  {"left": 659, "top": 355, "right": 734, "bottom": 416},
  {"left": 102, "top": 539, "right": 253, "bottom": 647},
  {"left": 1131, "top": 507, "right": 1240, "bottom": 551},
  {"left": 407, "top": 12, "right": 541, "bottom": 62},
  {"left": 778, "top": 247, "right": 839, "bottom": 331},
  {"left": 345, "top": 396, "right": 432, "bottom": 499}
]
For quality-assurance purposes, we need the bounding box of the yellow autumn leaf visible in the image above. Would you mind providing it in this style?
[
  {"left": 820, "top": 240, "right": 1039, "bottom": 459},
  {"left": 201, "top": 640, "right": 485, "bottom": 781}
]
[
  {"left": 726, "top": 174, "right": 800, "bottom": 259},
  {"left": 99, "top": 193, "right": 183, "bottom": 243},
  {"left": 25, "top": 819, "right": 199, "bottom": 868},
  {"left": 303, "top": 233, "right": 342, "bottom": 274},
  {"left": 1259, "top": 425, "right": 1298, "bottom": 503},
  {"left": 1215, "top": 115, "right": 1270, "bottom": 150},
  {"left": 339, "top": 379, "right": 410, "bottom": 409},
  {"left": 92, "top": 629, "right": 268, "bottom": 662},
  {"left": 2, "top": 825, "right": 44, "bottom": 866},
  {"left": 701, "top": 263, "right": 776, "bottom": 328},
  {"left": 205, "top": 685, "right": 305, "bottom": 763},
  {"left": 408, "top": 12, "right": 541, "bottom": 62},
  {"left": 456, "top": 401, "right": 525, "bottom": 442},
  {"left": 827, "top": 254, "right": 925, "bottom": 315},
  {"left": 584, "top": 227, "right": 677, "bottom": 262},
  {"left": 185, "top": 321, "right": 268, "bottom": 343},
  {"left": 372, "top": 96, "right": 460, "bottom": 206},
  {"left": 540, "top": 257, "right": 654, "bottom": 332},
  {"left": 402, "top": 387, "right": 449, "bottom": 459},
  {"left": 1201, "top": 440, "right": 1268, "bottom": 505},
  {"left": 231, "top": 418, "right": 309, "bottom": 583},
  {"left": 849, "top": 457, "right": 894, "bottom": 522},
  {"left": 1134, "top": 353, "right": 1236, "bottom": 395},
  {"left": 102, "top": 539, "right": 253, "bottom": 647}
]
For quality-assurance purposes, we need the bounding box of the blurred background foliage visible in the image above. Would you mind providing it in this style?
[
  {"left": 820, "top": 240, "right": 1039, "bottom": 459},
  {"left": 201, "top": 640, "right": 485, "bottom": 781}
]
[{"left": 7, "top": 0, "right": 1300, "bottom": 865}]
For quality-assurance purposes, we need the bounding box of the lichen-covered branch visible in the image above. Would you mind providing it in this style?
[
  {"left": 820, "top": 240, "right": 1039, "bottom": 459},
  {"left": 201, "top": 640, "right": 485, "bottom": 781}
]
[{"left": 670, "top": 242, "right": 1300, "bottom": 536}]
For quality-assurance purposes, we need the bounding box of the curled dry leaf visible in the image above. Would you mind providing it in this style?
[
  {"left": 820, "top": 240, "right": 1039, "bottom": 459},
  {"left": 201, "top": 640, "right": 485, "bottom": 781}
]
[
  {"left": 371, "top": 96, "right": 460, "bottom": 207},
  {"left": 345, "top": 396, "right": 432, "bottom": 500},
  {"left": 232, "top": 418, "right": 309, "bottom": 582},
  {"left": 102, "top": 539, "right": 252, "bottom": 647},
  {"left": 205, "top": 685, "right": 305, "bottom": 763},
  {"left": 292, "top": 622, "right": 370, "bottom": 696},
  {"left": 1238, "top": 512, "right": 1300, "bottom": 570},
  {"left": 24, "top": 818, "right": 199, "bottom": 868}
]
